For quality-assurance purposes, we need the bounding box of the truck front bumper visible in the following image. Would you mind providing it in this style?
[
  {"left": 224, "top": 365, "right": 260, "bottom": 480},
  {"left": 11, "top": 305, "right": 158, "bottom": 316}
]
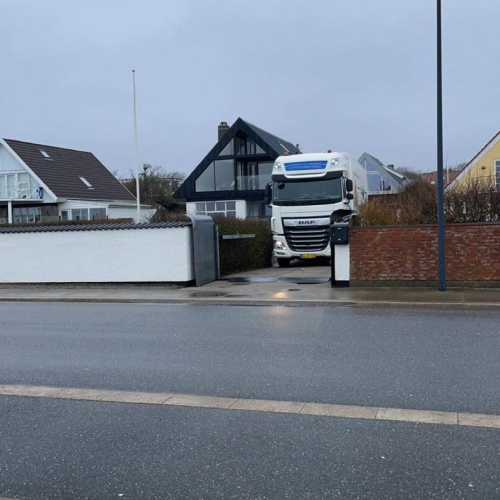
[{"left": 272, "top": 236, "right": 330, "bottom": 259}]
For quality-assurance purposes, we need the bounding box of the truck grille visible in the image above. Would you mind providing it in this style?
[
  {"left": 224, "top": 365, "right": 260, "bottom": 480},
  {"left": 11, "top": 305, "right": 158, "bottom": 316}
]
[{"left": 284, "top": 224, "right": 330, "bottom": 253}]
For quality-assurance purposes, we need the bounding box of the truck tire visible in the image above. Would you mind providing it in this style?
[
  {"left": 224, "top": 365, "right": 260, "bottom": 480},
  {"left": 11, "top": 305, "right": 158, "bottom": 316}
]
[{"left": 277, "top": 258, "right": 291, "bottom": 268}]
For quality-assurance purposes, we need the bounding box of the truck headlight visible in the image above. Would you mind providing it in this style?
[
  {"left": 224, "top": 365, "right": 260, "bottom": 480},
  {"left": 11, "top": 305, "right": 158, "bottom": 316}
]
[
  {"left": 330, "top": 157, "right": 340, "bottom": 167},
  {"left": 274, "top": 240, "right": 285, "bottom": 249},
  {"left": 274, "top": 161, "right": 282, "bottom": 170}
]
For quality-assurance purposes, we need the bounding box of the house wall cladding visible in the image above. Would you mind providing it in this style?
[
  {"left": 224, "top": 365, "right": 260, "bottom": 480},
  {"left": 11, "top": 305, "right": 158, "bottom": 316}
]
[{"left": 350, "top": 223, "right": 500, "bottom": 285}]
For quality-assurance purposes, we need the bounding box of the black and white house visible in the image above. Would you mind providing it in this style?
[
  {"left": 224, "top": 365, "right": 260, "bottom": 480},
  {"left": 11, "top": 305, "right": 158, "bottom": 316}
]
[
  {"left": 175, "top": 118, "right": 300, "bottom": 218},
  {"left": 0, "top": 138, "right": 153, "bottom": 224}
]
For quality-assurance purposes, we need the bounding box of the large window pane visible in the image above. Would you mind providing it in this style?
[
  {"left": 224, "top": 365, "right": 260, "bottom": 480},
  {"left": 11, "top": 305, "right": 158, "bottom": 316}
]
[
  {"left": 89, "top": 208, "right": 106, "bottom": 220},
  {"left": 214, "top": 159, "right": 235, "bottom": 191},
  {"left": 247, "top": 140, "right": 265, "bottom": 155},
  {"left": 235, "top": 137, "right": 246, "bottom": 156},
  {"left": 257, "top": 162, "right": 273, "bottom": 188},
  {"left": 219, "top": 140, "right": 234, "bottom": 156},
  {"left": 368, "top": 173, "right": 382, "bottom": 192},
  {"left": 362, "top": 159, "right": 380, "bottom": 173},
  {"left": 72, "top": 208, "right": 89, "bottom": 221},
  {"left": 196, "top": 162, "right": 215, "bottom": 192}
]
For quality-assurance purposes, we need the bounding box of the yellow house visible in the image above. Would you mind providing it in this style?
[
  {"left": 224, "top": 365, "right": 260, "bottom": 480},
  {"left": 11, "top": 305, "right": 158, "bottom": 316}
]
[{"left": 447, "top": 130, "right": 500, "bottom": 191}]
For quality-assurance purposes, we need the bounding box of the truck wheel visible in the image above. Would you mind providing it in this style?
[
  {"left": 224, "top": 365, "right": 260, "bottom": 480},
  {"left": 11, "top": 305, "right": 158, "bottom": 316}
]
[{"left": 277, "top": 258, "right": 291, "bottom": 268}]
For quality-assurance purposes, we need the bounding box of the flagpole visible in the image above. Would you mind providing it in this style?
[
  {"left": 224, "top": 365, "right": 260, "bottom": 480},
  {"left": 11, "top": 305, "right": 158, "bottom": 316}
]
[{"left": 132, "top": 69, "right": 141, "bottom": 223}]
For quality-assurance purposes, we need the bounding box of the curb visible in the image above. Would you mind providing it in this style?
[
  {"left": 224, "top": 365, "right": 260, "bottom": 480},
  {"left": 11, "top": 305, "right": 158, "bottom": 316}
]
[{"left": 0, "top": 296, "right": 499, "bottom": 309}]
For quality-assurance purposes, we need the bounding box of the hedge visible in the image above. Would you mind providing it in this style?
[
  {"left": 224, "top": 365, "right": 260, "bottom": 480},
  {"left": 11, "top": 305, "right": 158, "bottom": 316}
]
[{"left": 214, "top": 216, "right": 273, "bottom": 275}]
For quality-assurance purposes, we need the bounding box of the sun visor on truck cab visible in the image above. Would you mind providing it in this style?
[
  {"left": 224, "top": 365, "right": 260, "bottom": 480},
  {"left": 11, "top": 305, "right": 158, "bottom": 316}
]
[{"left": 272, "top": 171, "right": 343, "bottom": 182}]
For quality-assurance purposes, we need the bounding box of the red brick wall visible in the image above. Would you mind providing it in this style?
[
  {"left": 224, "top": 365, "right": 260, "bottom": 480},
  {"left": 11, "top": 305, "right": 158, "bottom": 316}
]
[{"left": 350, "top": 223, "right": 500, "bottom": 283}]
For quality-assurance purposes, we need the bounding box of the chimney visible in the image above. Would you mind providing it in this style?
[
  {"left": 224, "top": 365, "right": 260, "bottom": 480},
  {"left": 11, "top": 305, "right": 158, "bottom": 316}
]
[{"left": 218, "top": 121, "right": 230, "bottom": 141}]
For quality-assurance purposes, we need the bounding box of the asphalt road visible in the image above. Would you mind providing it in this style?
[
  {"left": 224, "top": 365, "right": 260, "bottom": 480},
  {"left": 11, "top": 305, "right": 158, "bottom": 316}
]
[
  {"left": 0, "top": 303, "right": 499, "bottom": 413},
  {"left": 1, "top": 396, "right": 499, "bottom": 500},
  {"left": 1, "top": 302, "right": 500, "bottom": 500}
]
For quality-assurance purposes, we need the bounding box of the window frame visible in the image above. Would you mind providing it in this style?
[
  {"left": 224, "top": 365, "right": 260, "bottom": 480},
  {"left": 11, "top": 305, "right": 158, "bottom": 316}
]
[{"left": 194, "top": 201, "right": 236, "bottom": 218}]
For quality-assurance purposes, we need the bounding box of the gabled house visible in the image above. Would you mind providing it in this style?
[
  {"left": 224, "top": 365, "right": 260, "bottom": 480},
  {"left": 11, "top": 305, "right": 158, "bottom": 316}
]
[
  {"left": 446, "top": 130, "right": 500, "bottom": 191},
  {"left": 358, "top": 152, "right": 407, "bottom": 195},
  {"left": 174, "top": 118, "right": 301, "bottom": 218},
  {"left": 0, "top": 138, "right": 152, "bottom": 224}
]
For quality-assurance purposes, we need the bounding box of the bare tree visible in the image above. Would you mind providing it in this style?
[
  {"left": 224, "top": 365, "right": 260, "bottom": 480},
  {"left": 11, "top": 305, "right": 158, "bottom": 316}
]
[{"left": 121, "top": 164, "right": 185, "bottom": 209}]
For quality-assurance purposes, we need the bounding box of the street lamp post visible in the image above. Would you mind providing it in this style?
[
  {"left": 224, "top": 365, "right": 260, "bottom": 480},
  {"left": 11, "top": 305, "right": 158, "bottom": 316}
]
[{"left": 436, "top": 0, "right": 446, "bottom": 291}]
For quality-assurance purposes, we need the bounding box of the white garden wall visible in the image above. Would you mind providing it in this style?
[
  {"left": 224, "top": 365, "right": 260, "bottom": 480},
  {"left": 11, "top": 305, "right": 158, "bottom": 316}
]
[{"left": 0, "top": 224, "right": 194, "bottom": 284}]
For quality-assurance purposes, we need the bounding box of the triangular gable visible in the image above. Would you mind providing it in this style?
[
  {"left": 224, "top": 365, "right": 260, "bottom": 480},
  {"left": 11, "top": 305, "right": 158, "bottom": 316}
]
[
  {"left": 0, "top": 143, "right": 26, "bottom": 172},
  {"left": 175, "top": 118, "right": 299, "bottom": 199},
  {"left": 0, "top": 139, "right": 58, "bottom": 201},
  {"left": 446, "top": 130, "right": 500, "bottom": 191}
]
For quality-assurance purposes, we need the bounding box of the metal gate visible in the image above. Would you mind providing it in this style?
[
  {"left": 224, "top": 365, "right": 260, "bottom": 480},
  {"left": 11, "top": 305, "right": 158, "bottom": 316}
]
[{"left": 188, "top": 215, "right": 218, "bottom": 286}]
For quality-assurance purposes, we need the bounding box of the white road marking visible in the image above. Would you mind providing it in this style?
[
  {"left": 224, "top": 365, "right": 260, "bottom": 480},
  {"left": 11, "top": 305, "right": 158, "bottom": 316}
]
[{"left": 1, "top": 384, "right": 499, "bottom": 429}]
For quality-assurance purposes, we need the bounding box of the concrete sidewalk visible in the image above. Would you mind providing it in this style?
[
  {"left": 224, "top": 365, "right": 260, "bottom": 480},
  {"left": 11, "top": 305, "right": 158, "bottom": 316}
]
[{"left": 0, "top": 264, "right": 499, "bottom": 309}]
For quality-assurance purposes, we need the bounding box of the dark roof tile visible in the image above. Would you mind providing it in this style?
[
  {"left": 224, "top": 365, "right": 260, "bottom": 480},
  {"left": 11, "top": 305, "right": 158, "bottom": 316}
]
[{"left": 3, "top": 139, "right": 136, "bottom": 202}]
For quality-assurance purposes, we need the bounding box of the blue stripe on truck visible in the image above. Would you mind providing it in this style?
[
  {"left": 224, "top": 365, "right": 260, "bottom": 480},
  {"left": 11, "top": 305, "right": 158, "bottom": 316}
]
[{"left": 284, "top": 161, "right": 328, "bottom": 171}]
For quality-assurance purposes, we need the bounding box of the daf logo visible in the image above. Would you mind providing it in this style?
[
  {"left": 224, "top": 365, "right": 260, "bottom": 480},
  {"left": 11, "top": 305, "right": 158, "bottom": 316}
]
[{"left": 298, "top": 220, "right": 315, "bottom": 225}]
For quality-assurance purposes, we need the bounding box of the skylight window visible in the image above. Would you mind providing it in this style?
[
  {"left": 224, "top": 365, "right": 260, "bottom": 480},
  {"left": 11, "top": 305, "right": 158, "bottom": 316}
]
[
  {"left": 40, "top": 150, "right": 51, "bottom": 158},
  {"left": 79, "top": 176, "right": 93, "bottom": 188}
]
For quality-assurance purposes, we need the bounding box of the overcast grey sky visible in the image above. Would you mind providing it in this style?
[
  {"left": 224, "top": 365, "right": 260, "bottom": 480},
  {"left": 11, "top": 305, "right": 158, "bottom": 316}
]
[{"left": 1, "top": 0, "right": 499, "bottom": 176}]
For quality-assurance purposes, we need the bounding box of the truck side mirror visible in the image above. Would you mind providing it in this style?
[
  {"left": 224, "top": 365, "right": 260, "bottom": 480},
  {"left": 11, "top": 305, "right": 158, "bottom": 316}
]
[
  {"left": 264, "top": 183, "right": 272, "bottom": 206},
  {"left": 345, "top": 179, "right": 354, "bottom": 192},
  {"left": 346, "top": 193, "right": 354, "bottom": 200}
]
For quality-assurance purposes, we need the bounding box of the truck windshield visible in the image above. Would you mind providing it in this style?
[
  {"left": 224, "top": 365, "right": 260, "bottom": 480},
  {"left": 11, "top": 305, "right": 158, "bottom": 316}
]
[{"left": 273, "top": 178, "right": 342, "bottom": 206}]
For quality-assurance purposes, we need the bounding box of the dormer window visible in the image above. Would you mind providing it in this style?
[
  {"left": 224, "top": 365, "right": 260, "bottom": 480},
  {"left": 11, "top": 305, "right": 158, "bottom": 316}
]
[
  {"left": 40, "top": 150, "right": 51, "bottom": 158},
  {"left": 79, "top": 176, "right": 93, "bottom": 188}
]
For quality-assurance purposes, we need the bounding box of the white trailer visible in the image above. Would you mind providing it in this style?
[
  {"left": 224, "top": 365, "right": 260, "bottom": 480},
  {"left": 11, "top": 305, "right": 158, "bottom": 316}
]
[{"left": 267, "top": 152, "right": 368, "bottom": 267}]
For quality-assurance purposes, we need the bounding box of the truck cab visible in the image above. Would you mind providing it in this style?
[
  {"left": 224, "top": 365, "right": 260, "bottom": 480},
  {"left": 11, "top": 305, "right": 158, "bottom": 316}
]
[{"left": 268, "top": 152, "right": 367, "bottom": 267}]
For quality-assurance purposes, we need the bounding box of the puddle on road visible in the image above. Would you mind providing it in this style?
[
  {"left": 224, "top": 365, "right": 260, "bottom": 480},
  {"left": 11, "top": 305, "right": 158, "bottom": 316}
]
[
  {"left": 224, "top": 277, "right": 279, "bottom": 283},
  {"left": 279, "top": 277, "right": 331, "bottom": 284}
]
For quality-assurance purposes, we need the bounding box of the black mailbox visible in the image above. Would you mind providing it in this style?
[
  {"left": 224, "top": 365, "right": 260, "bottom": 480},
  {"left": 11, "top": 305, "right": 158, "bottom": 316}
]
[{"left": 330, "top": 225, "right": 349, "bottom": 245}]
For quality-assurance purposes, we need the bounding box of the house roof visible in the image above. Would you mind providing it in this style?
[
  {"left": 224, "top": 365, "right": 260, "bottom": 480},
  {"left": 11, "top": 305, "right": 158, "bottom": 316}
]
[
  {"left": 244, "top": 121, "right": 301, "bottom": 156},
  {"left": 446, "top": 130, "right": 500, "bottom": 190},
  {"left": 421, "top": 170, "right": 460, "bottom": 186},
  {"left": 358, "top": 152, "right": 407, "bottom": 184},
  {"left": 2, "top": 139, "right": 136, "bottom": 202},
  {"left": 175, "top": 118, "right": 300, "bottom": 200}
]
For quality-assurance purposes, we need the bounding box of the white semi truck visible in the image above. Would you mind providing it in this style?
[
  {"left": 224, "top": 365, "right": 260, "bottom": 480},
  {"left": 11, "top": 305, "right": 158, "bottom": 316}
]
[{"left": 266, "top": 151, "right": 368, "bottom": 267}]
